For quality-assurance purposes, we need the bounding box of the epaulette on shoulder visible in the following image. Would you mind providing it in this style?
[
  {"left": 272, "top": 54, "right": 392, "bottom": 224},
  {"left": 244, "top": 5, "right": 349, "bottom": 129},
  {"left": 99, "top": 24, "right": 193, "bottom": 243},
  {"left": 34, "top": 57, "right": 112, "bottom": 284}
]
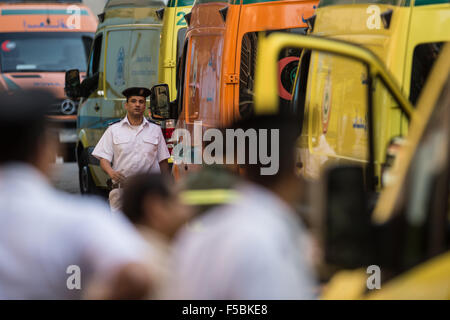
[
  {"left": 147, "top": 117, "right": 161, "bottom": 126},
  {"left": 108, "top": 119, "right": 122, "bottom": 127}
]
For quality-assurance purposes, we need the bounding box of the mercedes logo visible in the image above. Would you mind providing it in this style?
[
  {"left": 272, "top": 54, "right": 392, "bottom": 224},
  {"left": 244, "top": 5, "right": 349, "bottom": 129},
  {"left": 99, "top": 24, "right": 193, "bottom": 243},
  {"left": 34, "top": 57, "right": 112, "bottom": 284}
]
[{"left": 61, "top": 99, "right": 77, "bottom": 115}]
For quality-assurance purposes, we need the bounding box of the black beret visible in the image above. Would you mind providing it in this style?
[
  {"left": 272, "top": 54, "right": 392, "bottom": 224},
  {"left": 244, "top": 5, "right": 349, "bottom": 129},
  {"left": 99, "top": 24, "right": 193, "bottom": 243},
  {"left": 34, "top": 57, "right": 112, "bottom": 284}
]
[{"left": 122, "top": 87, "right": 151, "bottom": 98}]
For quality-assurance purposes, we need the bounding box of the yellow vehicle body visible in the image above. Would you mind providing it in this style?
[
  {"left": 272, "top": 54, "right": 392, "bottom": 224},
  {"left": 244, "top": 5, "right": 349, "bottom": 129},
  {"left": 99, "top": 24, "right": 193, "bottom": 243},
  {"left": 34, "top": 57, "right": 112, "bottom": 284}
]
[
  {"left": 322, "top": 252, "right": 450, "bottom": 299},
  {"left": 157, "top": 0, "right": 193, "bottom": 101},
  {"left": 322, "top": 43, "right": 450, "bottom": 300},
  {"left": 75, "top": 0, "right": 165, "bottom": 194},
  {"left": 307, "top": 0, "right": 449, "bottom": 183},
  {"left": 255, "top": 0, "right": 449, "bottom": 187},
  {"left": 255, "top": 32, "right": 413, "bottom": 187},
  {"left": 255, "top": 30, "right": 450, "bottom": 298},
  {"left": 314, "top": 0, "right": 450, "bottom": 99}
]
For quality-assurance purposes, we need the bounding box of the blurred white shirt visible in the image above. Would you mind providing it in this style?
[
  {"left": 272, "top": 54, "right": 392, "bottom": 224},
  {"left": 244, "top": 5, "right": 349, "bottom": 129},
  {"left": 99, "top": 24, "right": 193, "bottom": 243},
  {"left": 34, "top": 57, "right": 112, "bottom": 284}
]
[
  {"left": 92, "top": 116, "right": 170, "bottom": 179},
  {"left": 0, "top": 163, "right": 149, "bottom": 299},
  {"left": 166, "top": 183, "right": 317, "bottom": 299}
]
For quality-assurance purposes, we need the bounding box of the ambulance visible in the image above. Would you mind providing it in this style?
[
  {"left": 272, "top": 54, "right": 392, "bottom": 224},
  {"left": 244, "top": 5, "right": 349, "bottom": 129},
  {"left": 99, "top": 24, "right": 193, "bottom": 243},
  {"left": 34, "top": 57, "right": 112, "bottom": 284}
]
[
  {"left": 149, "top": 0, "right": 318, "bottom": 179},
  {"left": 254, "top": 0, "right": 449, "bottom": 188},
  {"left": 253, "top": 21, "right": 450, "bottom": 300},
  {"left": 0, "top": 0, "right": 98, "bottom": 161},
  {"left": 156, "top": 0, "right": 194, "bottom": 159},
  {"left": 318, "top": 44, "right": 450, "bottom": 300},
  {"left": 157, "top": 0, "right": 194, "bottom": 101}
]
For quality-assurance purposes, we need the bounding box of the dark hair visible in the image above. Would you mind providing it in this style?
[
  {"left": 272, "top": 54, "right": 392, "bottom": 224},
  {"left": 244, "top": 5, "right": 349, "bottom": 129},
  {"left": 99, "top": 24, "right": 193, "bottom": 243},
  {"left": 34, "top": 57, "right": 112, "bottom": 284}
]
[
  {"left": 121, "top": 173, "right": 172, "bottom": 224},
  {"left": 228, "top": 114, "right": 301, "bottom": 188},
  {"left": 0, "top": 90, "right": 56, "bottom": 164}
]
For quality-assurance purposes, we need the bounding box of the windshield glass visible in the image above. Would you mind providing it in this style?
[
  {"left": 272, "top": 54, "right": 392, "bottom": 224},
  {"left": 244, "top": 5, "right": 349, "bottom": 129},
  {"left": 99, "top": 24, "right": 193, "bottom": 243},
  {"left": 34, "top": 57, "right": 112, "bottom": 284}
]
[
  {"left": 186, "top": 34, "right": 223, "bottom": 125},
  {"left": 104, "top": 28, "right": 161, "bottom": 99},
  {"left": 0, "top": 32, "right": 93, "bottom": 73}
]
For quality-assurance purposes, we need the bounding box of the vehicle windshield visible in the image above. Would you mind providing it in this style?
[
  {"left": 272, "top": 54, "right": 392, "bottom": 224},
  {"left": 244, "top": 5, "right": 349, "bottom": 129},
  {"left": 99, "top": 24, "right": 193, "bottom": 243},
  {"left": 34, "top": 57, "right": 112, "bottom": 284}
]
[
  {"left": 104, "top": 28, "right": 161, "bottom": 99},
  {"left": 318, "top": 0, "right": 408, "bottom": 7},
  {"left": 0, "top": 32, "right": 93, "bottom": 73},
  {"left": 185, "top": 33, "right": 224, "bottom": 125}
]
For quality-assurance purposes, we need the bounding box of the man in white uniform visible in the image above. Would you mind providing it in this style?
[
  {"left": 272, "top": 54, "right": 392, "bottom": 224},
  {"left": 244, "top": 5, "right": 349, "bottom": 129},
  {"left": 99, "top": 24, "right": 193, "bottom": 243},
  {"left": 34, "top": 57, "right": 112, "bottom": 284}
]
[
  {"left": 92, "top": 87, "right": 171, "bottom": 211},
  {"left": 0, "top": 90, "right": 151, "bottom": 299}
]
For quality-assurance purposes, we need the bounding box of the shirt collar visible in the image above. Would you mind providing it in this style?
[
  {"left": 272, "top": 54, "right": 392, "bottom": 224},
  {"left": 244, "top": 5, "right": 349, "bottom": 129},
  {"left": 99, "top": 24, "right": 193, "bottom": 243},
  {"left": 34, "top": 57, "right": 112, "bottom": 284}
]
[{"left": 121, "top": 116, "right": 149, "bottom": 127}]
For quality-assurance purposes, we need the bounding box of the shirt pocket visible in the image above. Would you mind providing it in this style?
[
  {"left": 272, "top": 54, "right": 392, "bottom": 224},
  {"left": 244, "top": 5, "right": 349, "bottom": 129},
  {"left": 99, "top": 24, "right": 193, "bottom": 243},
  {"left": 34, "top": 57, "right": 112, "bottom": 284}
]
[
  {"left": 142, "top": 135, "right": 159, "bottom": 163},
  {"left": 113, "top": 133, "right": 132, "bottom": 154}
]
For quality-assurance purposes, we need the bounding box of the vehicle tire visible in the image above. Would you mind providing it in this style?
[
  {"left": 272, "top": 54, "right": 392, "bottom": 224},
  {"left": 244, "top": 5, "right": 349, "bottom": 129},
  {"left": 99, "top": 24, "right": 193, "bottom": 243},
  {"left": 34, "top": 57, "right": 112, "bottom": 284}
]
[
  {"left": 78, "top": 150, "right": 97, "bottom": 195},
  {"left": 63, "top": 143, "right": 77, "bottom": 163},
  {"left": 239, "top": 32, "right": 258, "bottom": 118}
]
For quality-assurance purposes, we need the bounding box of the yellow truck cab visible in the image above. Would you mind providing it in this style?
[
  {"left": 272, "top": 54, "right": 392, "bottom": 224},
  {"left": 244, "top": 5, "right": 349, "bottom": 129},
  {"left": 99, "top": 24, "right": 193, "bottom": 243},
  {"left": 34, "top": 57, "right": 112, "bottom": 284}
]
[
  {"left": 255, "top": 33, "right": 413, "bottom": 191},
  {"left": 255, "top": 0, "right": 449, "bottom": 189},
  {"left": 253, "top": 18, "right": 450, "bottom": 299},
  {"left": 65, "top": 0, "right": 165, "bottom": 194},
  {"left": 319, "top": 43, "right": 450, "bottom": 299}
]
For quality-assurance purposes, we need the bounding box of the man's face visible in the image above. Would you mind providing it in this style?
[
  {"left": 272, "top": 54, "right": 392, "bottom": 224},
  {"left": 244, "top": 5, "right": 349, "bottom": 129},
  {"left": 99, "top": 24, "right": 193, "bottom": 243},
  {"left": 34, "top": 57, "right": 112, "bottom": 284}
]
[{"left": 125, "top": 95, "right": 146, "bottom": 118}]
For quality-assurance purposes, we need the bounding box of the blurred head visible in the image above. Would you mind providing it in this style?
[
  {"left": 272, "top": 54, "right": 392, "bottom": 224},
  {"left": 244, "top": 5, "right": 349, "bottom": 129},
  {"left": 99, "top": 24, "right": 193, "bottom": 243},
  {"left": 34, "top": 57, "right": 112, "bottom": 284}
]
[
  {"left": 0, "top": 89, "right": 59, "bottom": 176},
  {"left": 228, "top": 114, "right": 302, "bottom": 205},
  {"left": 121, "top": 174, "right": 192, "bottom": 239},
  {"left": 180, "top": 165, "right": 241, "bottom": 217}
]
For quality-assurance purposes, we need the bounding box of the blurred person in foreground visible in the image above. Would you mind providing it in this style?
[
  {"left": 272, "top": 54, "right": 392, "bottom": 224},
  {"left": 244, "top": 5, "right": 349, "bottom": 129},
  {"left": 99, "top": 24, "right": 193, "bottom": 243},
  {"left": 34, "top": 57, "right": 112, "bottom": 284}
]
[
  {"left": 120, "top": 173, "right": 192, "bottom": 298},
  {"left": 165, "top": 114, "right": 317, "bottom": 299},
  {"left": 0, "top": 90, "right": 151, "bottom": 299}
]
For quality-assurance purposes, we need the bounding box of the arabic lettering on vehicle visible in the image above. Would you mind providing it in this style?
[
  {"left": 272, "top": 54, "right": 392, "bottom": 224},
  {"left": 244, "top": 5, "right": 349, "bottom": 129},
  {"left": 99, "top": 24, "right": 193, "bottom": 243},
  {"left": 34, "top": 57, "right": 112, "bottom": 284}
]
[
  {"left": 23, "top": 19, "right": 75, "bottom": 30},
  {"left": 115, "top": 47, "right": 126, "bottom": 87},
  {"left": 352, "top": 115, "right": 368, "bottom": 130}
]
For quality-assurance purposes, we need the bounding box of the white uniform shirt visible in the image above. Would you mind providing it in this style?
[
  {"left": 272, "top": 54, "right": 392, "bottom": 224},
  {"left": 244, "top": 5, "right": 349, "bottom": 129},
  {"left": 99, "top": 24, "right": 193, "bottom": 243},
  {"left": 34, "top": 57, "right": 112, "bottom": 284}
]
[
  {"left": 92, "top": 116, "right": 170, "bottom": 178},
  {"left": 166, "top": 183, "right": 317, "bottom": 300},
  {"left": 0, "top": 164, "right": 150, "bottom": 299}
]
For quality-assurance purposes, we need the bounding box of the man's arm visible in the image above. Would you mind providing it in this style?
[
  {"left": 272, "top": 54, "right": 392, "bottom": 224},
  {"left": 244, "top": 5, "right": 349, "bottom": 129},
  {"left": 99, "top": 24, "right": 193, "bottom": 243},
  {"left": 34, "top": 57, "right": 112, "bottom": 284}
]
[
  {"left": 100, "top": 158, "right": 125, "bottom": 183},
  {"left": 92, "top": 127, "right": 126, "bottom": 183},
  {"left": 159, "top": 159, "right": 171, "bottom": 175}
]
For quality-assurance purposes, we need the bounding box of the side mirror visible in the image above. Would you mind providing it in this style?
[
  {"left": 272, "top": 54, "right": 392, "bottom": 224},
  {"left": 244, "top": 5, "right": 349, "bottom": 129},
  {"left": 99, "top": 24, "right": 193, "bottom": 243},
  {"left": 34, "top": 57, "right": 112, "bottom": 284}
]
[
  {"left": 322, "top": 165, "right": 375, "bottom": 269},
  {"left": 65, "top": 69, "right": 81, "bottom": 99},
  {"left": 149, "top": 84, "right": 171, "bottom": 120}
]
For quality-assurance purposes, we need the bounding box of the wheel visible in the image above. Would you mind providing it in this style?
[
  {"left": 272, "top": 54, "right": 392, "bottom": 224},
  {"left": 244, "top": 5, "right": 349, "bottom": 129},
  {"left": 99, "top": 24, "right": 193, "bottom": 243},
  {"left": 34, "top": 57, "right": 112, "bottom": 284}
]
[
  {"left": 63, "top": 143, "right": 77, "bottom": 163},
  {"left": 78, "top": 150, "right": 98, "bottom": 195},
  {"left": 239, "top": 32, "right": 258, "bottom": 118}
]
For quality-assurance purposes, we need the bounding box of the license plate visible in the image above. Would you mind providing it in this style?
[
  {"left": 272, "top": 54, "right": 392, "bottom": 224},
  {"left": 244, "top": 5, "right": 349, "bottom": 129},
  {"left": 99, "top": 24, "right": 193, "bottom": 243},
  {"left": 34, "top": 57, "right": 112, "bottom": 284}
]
[{"left": 59, "top": 129, "right": 77, "bottom": 143}]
